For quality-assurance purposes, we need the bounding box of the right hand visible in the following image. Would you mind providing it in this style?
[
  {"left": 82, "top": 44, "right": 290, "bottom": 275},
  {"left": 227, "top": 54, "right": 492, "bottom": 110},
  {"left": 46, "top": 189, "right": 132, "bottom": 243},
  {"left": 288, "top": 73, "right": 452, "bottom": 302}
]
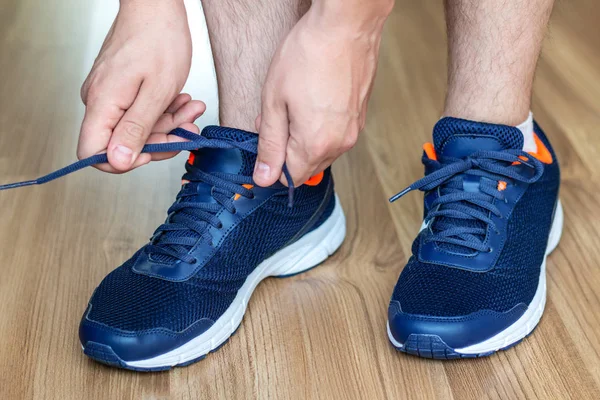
[{"left": 78, "top": 0, "right": 205, "bottom": 172}]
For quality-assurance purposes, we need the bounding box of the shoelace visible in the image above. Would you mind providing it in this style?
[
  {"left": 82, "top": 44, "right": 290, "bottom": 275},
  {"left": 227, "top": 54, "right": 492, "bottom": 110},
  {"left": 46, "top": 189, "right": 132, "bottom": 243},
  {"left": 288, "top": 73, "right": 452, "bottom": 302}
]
[
  {"left": 0, "top": 128, "right": 296, "bottom": 263},
  {"left": 389, "top": 149, "right": 544, "bottom": 253},
  {"left": 147, "top": 163, "right": 257, "bottom": 263}
]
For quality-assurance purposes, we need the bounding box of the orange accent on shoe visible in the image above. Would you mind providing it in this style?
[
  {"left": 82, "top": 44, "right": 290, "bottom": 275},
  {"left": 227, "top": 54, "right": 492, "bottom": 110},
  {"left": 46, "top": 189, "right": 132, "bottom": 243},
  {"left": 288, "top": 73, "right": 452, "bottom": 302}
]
[
  {"left": 188, "top": 153, "right": 196, "bottom": 165},
  {"left": 512, "top": 134, "right": 553, "bottom": 166},
  {"left": 512, "top": 155, "right": 529, "bottom": 166},
  {"left": 423, "top": 142, "right": 438, "bottom": 161},
  {"left": 181, "top": 179, "right": 190, "bottom": 185},
  {"left": 529, "top": 133, "right": 553, "bottom": 164},
  {"left": 234, "top": 184, "right": 254, "bottom": 200},
  {"left": 304, "top": 171, "right": 324, "bottom": 186},
  {"left": 497, "top": 181, "right": 507, "bottom": 191}
]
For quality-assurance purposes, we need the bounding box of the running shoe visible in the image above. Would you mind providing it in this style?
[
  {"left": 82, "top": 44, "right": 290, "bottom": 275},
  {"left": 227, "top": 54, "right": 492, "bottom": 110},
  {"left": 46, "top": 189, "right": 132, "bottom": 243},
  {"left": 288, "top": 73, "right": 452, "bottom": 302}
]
[
  {"left": 387, "top": 117, "right": 562, "bottom": 359},
  {"left": 0, "top": 126, "right": 346, "bottom": 371}
]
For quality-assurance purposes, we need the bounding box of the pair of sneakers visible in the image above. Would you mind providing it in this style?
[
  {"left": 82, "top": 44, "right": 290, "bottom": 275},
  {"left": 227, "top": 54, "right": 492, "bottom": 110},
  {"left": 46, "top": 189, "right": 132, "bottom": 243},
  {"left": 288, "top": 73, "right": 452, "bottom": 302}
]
[{"left": 1, "top": 117, "right": 562, "bottom": 370}]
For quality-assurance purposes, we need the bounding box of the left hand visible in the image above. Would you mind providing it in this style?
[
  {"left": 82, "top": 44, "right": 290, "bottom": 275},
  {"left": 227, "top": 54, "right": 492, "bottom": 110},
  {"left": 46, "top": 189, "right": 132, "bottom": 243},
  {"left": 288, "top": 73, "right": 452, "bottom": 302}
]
[{"left": 253, "top": 7, "right": 387, "bottom": 187}]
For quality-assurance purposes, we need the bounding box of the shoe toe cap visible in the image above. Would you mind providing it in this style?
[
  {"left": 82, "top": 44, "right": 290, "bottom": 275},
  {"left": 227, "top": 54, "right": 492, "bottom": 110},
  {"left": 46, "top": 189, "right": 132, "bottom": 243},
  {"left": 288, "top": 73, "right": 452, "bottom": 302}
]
[
  {"left": 387, "top": 300, "right": 527, "bottom": 351},
  {"left": 79, "top": 304, "right": 214, "bottom": 364}
]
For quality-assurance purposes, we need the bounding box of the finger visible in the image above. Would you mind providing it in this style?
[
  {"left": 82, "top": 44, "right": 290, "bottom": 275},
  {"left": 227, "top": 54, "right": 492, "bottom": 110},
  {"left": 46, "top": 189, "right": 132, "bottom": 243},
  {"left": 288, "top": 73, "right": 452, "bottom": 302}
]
[
  {"left": 78, "top": 100, "right": 122, "bottom": 161},
  {"left": 146, "top": 101, "right": 205, "bottom": 161},
  {"left": 79, "top": 100, "right": 137, "bottom": 174},
  {"left": 280, "top": 135, "right": 319, "bottom": 187},
  {"left": 255, "top": 98, "right": 289, "bottom": 187},
  {"left": 166, "top": 93, "right": 192, "bottom": 113},
  {"left": 153, "top": 100, "right": 205, "bottom": 133},
  {"left": 147, "top": 122, "right": 200, "bottom": 161},
  {"left": 79, "top": 70, "right": 143, "bottom": 173},
  {"left": 280, "top": 158, "right": 333, "bottom": 188},
  {"left": 108, "top": 81, "right": 173, "bottom": 171},
  {"left": 95, "top": 122, "right": 199, "bottom": 171},
  {"left": 88, "top": 152, "right": 152, "bottom": 174}
]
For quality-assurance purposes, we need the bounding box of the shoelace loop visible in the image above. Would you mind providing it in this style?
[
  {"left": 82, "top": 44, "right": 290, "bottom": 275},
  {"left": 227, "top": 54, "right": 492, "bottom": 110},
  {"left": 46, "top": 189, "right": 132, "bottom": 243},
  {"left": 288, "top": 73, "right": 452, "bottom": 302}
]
[{"left": 389, "top": 149, "right": 544, "bottom": 253}]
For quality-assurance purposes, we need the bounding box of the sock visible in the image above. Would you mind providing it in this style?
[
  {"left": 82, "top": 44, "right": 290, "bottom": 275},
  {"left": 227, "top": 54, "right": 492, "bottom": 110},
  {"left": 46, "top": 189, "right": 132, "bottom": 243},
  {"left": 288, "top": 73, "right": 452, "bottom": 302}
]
[{"left": 516, "top": 112, "right": 537, "bottom": 153}]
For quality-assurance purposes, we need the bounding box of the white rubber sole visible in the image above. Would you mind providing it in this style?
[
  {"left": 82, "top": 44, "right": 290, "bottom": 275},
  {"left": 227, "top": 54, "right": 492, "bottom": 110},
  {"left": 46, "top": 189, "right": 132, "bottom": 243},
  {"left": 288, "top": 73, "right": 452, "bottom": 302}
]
[
  {"left": 126, "top": 194, "right": 346, "bottom": 369},
  {"left": 388, "top": 199, "right": 564, "bottom": 355}
]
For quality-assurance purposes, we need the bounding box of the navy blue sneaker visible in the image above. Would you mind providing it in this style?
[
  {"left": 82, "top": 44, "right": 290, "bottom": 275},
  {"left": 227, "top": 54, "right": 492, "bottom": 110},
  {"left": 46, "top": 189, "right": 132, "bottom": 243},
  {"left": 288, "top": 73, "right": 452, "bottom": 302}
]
[
  {"left": 387, "top": 117, "right": 562, "bottom": 359},
  {"left": 76, "top": 126, "right": 346, "bottom": 370}
]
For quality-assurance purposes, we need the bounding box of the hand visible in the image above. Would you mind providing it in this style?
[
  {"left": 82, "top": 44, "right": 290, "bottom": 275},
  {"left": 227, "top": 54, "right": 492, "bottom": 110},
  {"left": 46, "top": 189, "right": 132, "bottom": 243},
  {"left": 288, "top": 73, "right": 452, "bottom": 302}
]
[
  {"left": 78, "top": 0, "right": 205, "bottom": 172},
  {"left": 254, "top": 5, "right": 388, "bottom": 186}
]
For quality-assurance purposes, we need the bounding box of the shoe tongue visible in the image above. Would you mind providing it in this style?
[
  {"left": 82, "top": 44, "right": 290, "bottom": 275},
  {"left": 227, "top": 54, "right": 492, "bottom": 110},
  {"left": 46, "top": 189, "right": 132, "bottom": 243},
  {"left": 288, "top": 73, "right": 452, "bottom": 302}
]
[
  {"left": 429, "top": 117, "right": 524, "bottom": 256},
  {"left": 433, "top": 117, "right": 524, "bottom": 158},
  {"left": 189, "top": 126, "right": 257, "bottom": 176},
  {"left": 151, "top": 126, "right": 258, "bottom": 265}
]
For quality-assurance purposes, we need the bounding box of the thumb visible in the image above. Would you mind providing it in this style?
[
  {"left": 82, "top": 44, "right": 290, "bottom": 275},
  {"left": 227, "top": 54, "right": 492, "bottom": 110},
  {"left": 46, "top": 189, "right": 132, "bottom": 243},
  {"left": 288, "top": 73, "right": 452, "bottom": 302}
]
[
  {"left": 108, "top": 82, "right": 171, "bottom": 171},
  {"left": 254, "top": 100, "right": 289, "bottom": 187}
]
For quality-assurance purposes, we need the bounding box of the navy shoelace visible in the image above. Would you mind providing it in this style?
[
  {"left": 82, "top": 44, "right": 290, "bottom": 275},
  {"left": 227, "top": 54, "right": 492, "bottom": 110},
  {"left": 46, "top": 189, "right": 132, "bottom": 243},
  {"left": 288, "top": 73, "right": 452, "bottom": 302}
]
[
  {"left": 389, "top": 149, "right": 544, "bottom": 252},
  {"left": 146, "top": 163, "right": 258, "bottom": 263},
  {"left": 0, "top": 128, "right": 296, "bottom": 263}
]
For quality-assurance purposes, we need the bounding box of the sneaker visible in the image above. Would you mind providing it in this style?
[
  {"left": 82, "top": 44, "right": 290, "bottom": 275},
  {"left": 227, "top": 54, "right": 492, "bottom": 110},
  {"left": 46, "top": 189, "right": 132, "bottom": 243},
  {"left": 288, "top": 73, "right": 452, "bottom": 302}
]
[
  {"left": 386, "top": 117, "right": 562, "bottom": 359},
  {"left": 0, "top": 125, "right": 346, "bottom": 371}
]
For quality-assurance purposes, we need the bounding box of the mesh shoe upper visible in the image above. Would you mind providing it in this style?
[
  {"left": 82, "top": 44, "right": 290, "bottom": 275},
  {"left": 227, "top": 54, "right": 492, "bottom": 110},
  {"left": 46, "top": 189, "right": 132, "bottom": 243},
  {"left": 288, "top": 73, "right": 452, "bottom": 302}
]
[
  {"left": 86, "top": 127, "right": 335, "bottom": 332},
  {"left": 391, "top": 118, "right": 560, "bottom": 317}
]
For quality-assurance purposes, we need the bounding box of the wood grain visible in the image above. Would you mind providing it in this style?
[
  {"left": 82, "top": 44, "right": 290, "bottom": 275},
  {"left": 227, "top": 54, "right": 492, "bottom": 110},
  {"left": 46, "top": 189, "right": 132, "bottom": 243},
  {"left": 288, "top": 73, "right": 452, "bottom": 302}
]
[{"left": 1, "top": 0, "right": 600, "bottom": 399}]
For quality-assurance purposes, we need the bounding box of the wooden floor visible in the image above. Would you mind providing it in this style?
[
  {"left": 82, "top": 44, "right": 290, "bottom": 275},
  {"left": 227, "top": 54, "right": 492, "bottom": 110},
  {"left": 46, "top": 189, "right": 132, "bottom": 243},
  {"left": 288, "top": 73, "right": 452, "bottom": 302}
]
[{"left": 2, "top": 0, "right": 600, "bottom": 399}]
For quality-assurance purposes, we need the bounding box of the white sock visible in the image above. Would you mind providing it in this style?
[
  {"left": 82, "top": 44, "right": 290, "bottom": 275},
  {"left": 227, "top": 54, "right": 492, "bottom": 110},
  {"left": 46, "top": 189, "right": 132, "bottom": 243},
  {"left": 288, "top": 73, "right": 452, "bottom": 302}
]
[{"left": 516, "top": 112, "right": 537, "bottom": 153}]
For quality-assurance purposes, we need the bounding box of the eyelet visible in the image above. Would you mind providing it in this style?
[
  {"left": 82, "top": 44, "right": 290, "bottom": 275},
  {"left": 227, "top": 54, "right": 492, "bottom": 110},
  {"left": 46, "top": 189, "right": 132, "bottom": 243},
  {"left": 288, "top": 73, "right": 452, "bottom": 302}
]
[
  {"left": 487, "top": 248, "right": 493, "bottom": 253},
  {"left": 218, "top": 223, "right": 224, "bottom": 229},
  {"left": 232, "top": 208, "right": 237, "bottom": 214}
]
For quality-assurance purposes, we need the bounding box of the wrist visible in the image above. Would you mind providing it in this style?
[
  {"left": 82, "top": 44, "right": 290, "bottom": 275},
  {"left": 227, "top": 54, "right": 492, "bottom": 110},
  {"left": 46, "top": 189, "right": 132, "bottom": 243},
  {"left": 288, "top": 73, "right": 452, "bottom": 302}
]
[
  {"left": 118, "top": 0, "right": 187, "bottom": 20},
  {"left": 310, "top": 0, "right": 394, "bottom": 34},
  {"left": 120, "top": 0, "right": 184, "bottom": 7}
]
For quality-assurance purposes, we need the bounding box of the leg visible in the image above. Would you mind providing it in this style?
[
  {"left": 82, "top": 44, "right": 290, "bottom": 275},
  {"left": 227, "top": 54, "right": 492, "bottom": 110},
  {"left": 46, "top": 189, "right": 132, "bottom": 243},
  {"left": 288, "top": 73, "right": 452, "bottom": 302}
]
[
  {"left": 201, "top": 0, "right": 310, "bottom": 131},
  {"left": 443, "top": 0, "right": 554, "bottom": 126}
]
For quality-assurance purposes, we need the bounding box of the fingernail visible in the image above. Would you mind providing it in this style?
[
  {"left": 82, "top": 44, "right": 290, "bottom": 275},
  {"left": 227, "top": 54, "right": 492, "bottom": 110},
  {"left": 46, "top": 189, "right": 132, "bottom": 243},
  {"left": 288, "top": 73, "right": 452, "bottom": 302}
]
[
  {"left": 254, "top": 161, "right": 271, "bottom": 180},
  {"left": 113, "top": 145, "right": 134, "bottom": 166}
]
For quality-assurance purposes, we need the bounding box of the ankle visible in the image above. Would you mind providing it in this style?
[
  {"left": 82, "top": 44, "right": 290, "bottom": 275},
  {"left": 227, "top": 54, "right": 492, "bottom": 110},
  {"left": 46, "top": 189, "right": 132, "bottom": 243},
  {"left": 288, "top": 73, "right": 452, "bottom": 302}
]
[{"left": 442, "top": 102, "right": 530, "bottom": 127}]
